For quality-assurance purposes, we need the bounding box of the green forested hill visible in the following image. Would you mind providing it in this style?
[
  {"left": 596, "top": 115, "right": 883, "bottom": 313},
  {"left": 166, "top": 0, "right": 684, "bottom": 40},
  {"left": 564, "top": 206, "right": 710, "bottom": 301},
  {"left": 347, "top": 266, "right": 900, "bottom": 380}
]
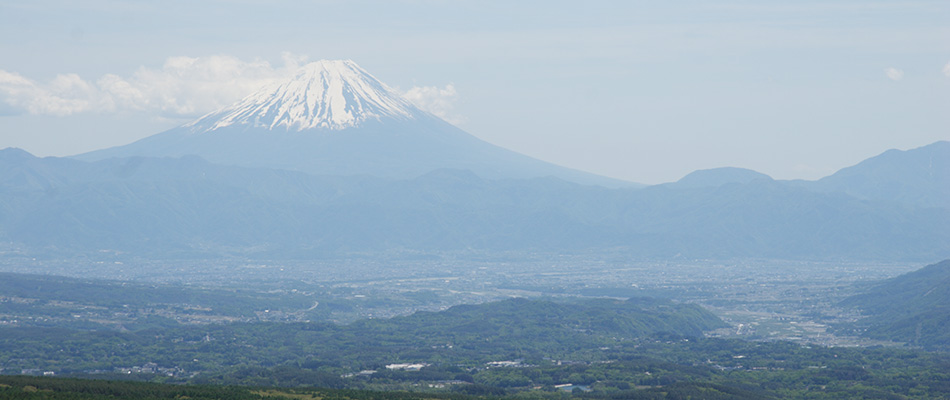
[
  {"left": 3, "top": 297, "right": 950, "bottom": 398},
  {"left": 3, "top": 342, "right": 950, "bottom": 400},
  {"left": 353, "top": 297, "right": 724, "bottom": 346},
  {"left": 0, "top": 374, "right": 772, "bottom": 400},
  {"left": 0, "top": 298, "right": 724, "bottom": 382},
  {"left": 840, "top": 259, "right": 950, "bottom": 348}
]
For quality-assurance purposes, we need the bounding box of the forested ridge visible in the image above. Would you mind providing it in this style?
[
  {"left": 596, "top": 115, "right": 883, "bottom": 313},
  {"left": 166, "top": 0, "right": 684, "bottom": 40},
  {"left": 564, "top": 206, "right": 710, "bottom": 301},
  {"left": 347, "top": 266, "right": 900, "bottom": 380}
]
[
  {"left": 2, "top": 297, "right": 950, "bottom": 398},
  {"left": 840, "top": 259, "right": 950, "bottom": 349}
]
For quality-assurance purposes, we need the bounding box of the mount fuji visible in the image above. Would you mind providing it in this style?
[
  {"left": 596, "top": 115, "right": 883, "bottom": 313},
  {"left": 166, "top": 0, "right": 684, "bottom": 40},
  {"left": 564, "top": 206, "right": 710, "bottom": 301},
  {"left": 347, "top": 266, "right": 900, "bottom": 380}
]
[{"left": 77, "top": 60, "right": 634, "bottom": 187}]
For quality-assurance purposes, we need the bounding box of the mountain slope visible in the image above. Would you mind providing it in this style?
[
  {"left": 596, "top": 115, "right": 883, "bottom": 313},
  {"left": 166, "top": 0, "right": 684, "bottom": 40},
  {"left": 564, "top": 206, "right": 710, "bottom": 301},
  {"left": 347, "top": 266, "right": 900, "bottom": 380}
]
[
  {"left": 76, "top": 60, "right": 634, "bottom": 188},
  {"left": 665, "top": 167, "right": 772, "bottom": 189},
  {"left": 3, "top": 149, "right": 948, "bottom": 260},
  {"left": 805, "top": 141, "right": 950, "bottom": 209},
  {"left": 840, "top": 260, "right": 950, "bottom": 349}
]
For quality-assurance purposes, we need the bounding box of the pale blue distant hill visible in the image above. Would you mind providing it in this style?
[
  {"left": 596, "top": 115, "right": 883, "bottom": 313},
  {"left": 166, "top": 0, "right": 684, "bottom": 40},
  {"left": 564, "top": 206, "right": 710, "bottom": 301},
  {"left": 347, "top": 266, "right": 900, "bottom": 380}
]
[
  {"left": 2, "top": 146, "right": 948, "bottom": 261},
  {"left": 665, "top": 167, "right": 772, "bottom": 189},
  {"left": 801, "top": 141, "right": 949, "bottom": 209}
]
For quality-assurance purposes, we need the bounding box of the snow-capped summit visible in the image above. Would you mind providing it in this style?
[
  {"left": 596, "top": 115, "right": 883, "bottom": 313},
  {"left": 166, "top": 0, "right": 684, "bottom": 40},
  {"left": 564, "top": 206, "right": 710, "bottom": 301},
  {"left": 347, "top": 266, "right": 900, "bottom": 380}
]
[
  {"left": 188, "top": 60, "right": 419, "bottom": 132},
  {"left": 76, "top": 60, "right": 634, "bottom": 187}
]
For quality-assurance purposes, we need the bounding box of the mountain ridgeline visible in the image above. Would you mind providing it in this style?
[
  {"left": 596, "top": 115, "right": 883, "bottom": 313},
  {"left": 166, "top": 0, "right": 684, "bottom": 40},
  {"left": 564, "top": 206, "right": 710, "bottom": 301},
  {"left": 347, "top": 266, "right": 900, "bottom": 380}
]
[
  {"left": 841, "top": 259, "right": 950, "bottom": 349},
  {"left": 1, "top": 143, "right": 948, "bottom": 260},
  {"left": 1, "top": 59, "right": 947, "bottom": 261},
  {"left": 806, "top": 140, "right": 950, "bottom": 209}
]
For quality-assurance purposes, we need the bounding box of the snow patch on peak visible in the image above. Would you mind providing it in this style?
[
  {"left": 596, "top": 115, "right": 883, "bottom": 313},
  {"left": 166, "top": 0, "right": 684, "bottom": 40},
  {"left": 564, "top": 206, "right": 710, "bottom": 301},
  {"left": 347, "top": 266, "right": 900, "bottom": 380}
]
[{"left": 187, "top": 60, "right": 420, "bottom": 132}]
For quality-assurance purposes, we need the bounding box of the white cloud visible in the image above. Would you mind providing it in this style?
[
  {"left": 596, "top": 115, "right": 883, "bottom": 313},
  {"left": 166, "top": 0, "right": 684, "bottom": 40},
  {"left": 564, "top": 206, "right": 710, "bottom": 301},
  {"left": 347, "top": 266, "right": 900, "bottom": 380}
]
[
  {"left": 943, "top": 61, "right": 950, "bottom": 77},
  {"left": 0, "top": 53, "right": 307, "bottom": 118},
  {"left": 0, "top": 70, "right": 100, "bottom": 116},
  {"left": 0, "top": 53, "right": 465, "bottom": 125},
  {"left": 884, "top": 67, "right": 904, "bottom": 81},
  {"left": 401, "top": 84, "right": 463, "bottom": 124}
]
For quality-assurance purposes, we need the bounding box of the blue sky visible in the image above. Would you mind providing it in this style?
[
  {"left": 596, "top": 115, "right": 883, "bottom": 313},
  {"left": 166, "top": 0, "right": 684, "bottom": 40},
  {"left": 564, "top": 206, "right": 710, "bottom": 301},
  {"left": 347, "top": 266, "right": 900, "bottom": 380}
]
[{"left": 1, "top": 0, "right": 948, "bottom": 184}]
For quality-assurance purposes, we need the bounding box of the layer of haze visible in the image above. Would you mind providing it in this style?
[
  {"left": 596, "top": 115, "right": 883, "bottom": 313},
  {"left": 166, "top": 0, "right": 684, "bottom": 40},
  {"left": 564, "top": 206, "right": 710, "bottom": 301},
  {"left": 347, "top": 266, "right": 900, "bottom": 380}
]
[{"left": 1, "top": 0, "right": 948, "bottom": 184}]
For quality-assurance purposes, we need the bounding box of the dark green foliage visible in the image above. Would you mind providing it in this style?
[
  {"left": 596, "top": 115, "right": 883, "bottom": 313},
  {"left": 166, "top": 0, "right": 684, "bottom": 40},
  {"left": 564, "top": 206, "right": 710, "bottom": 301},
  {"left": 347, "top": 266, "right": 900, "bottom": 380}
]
[
  {"left": 0, "top": 375, "right": 482, "bottom": 400},
  {"left": 452, "top": 384, "right": 508, "bottom": 396},
  {"left": 192, "top": 365, "right": 346, "bottom": 388},
  {"left": 0, "top": 375, "right": 262, "bottom": 400},
  {"left": 592, "top": 382, "right": 771, "bottom": 400}
]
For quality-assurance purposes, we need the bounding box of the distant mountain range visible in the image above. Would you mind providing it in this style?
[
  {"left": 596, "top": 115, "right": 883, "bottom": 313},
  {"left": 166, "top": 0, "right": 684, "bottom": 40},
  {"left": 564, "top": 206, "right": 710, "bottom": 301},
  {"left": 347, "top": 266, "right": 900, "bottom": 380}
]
[
  {"left": 668, "top": 142, "right": 949, "bottom": 211},
  {"left": 840, "top": 259, "right": 950, "bottom": 349},
  {"left": 1, "top": 142, "right": 947, "bottom": 261},
  {"left": 1, "top": 60, "right": 947, "bottom": 261},
  {"left": 663, "top": 167, "right": 772, "bottom": 189},
  {"left": 798, "top": 140, "right": 949, "bottom": 210}
]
